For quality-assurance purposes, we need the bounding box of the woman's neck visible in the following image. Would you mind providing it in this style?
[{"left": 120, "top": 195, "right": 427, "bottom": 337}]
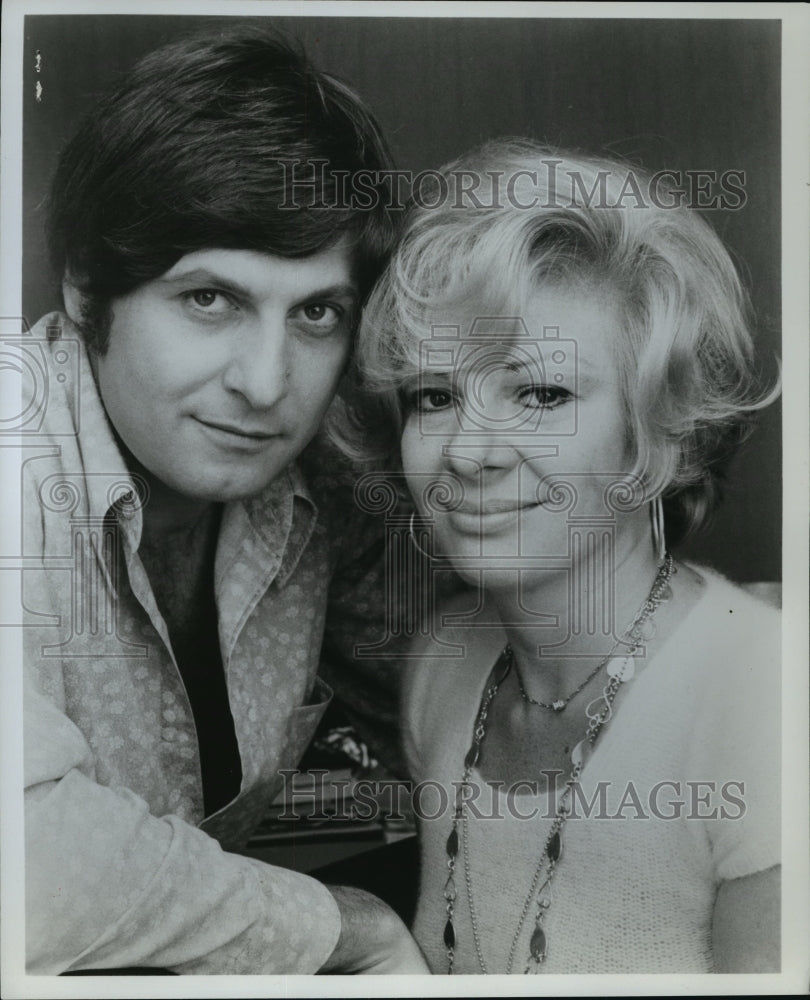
[{"left": 491, "top": 524, "right": 663, "bottom": 704}]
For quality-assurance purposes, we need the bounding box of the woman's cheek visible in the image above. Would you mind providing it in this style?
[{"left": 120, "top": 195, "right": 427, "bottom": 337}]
[
  {"left": 401, "top": 423, "right": 425, "bottom": 473},
  {"left": 401, "top": 428, "right": 438, "bottom": 514}
]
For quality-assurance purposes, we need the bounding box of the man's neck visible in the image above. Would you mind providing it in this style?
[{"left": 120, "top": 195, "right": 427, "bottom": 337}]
[
  {"left": 118, "top": 447, "right": 218, "bottom": 541},
  {"left": 140, "top": 477, "right": 218, "bottom": 541}
]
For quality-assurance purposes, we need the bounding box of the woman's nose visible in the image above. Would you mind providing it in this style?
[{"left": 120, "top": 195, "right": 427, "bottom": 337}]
[{"left": 442, "top": 427, "right": 516, "bottom": 479}]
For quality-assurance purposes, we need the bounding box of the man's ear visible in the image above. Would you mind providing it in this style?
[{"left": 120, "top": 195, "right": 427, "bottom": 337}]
[{"left": 61, "top": 278, "right": 85, "bottom": 327}]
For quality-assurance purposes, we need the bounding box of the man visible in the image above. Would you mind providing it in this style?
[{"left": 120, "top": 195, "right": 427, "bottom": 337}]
[{"left": 22, "top": 28, "right": 426, "bottom": 974}]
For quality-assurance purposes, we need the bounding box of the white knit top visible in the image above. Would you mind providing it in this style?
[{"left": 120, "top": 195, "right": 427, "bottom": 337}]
[{"left": 403, "top": 568, "right": 781, "bottom": 974}]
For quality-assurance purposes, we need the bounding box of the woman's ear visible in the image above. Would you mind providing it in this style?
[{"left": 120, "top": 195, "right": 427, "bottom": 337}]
[{"left": 61, "top": 277, "right": 85, "bottom": 327}]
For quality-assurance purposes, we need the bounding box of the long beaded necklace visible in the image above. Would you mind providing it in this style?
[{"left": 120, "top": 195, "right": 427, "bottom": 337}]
[{"left": 442, "top": 554, "right": 674, "bottom": 974}]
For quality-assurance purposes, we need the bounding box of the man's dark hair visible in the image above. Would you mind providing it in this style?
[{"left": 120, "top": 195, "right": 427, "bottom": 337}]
[{"left": 46, "top": 28, "right": 397, "bottom": 351}]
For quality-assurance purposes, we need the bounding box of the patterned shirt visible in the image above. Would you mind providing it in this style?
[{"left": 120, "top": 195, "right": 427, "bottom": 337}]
[{"left": 21, "top": 313, "right": 400, "bottom": 974}]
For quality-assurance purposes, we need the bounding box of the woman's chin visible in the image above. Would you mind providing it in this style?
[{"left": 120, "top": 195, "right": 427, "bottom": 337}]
[
  {"left": 440, "top": 559, "right": 529, "bottom": 593},
  {"left": 432, "top": 525, "right": 541, "bottom": 577}
]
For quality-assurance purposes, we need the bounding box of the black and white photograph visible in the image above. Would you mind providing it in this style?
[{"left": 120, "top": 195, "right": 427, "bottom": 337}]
[{"left": 1, "top": 1, "right": 807, "bottom": 996}]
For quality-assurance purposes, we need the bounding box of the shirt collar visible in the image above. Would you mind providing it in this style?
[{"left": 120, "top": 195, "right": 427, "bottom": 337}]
[
  {"left": 240, "top": 460, "right": 317, "bottom": 587},
  {"left": 44, "top": 312, "right": 144, "bottom": 527}
]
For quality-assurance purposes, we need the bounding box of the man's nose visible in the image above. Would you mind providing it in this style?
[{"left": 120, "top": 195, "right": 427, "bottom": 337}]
[{"left": 223, "top": 314, "right": 289, "bottom": 409}]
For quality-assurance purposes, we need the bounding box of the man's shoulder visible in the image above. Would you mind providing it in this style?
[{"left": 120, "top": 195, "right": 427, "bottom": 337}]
[{"left": 19, "top": 313, "right": 131, "bottom": 537}]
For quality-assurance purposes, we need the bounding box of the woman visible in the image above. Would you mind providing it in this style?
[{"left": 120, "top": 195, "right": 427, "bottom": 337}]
[{"left": 343, "top": 140, "right": 781, "bottom": 974}]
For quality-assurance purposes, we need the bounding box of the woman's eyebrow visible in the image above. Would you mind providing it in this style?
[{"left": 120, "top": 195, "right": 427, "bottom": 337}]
[
  {"left": 502, "top": 357, "right": 580, "bottom": 375},
  {"left": 412, "top": 370, "right": 453, "bottom": 383},
  {"left": 505, "top": 345, "right": 598, "bottom": 372}
]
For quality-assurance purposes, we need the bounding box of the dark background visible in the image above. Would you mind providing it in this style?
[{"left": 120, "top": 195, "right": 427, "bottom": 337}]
[{"left": 21, "top": 14, "right": 782, "bottom": 582}]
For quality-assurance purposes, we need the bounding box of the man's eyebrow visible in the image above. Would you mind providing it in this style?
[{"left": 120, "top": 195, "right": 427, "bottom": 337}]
[
  {"left": 301, "top": 282, "right": 360, "bottom": 301},
  {"left": 157, "top": 269, "right": 253, "bottom": 297},
  {"left": 157, "top": 269, "right": 359, "bottom": 301}
]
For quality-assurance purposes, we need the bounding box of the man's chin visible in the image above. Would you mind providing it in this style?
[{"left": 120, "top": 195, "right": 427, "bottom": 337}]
[
  {"left": 156, "top": 463, "right": 290, "bottom": 506},
  {"left": 190, "top": 475, "right": 284, "bottom": 504}
]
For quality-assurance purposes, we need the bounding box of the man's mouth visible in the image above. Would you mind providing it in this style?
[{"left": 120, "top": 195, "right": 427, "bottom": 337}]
[{"left": 194, "top": 417, "right": 280, "bottom": 441}]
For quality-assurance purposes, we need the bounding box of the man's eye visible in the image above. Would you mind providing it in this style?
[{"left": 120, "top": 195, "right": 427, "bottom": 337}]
[
  {"left": 519, "top": 385, "right": 573, "bottom": 410},
  {"left": 183, "top": 289, "right": 233, "bottom": 315},
  {"left": 294, "top": 302, "right": 345, "bottom": 334}
]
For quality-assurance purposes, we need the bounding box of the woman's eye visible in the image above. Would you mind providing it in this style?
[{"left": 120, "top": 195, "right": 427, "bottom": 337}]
[
  {"left": 519, "top": 385, "right": 573, "bottom": 410},
  {"left": 408, "top": 387, "right": 455, "bottom": 412}
]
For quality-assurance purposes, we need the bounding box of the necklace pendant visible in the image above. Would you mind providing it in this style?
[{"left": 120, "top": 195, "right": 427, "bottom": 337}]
[
  {"left": 530, "top": 925, "right": 548, "bottom": 962},
  {"left": 571, "top": 739, "right": 593, "bottom": 768},
  {"left": 637, "top": 617, "right": 657, "bottom": 641},
  {"left": 552, "top": 699, "right": 566, "bottom": 712}
]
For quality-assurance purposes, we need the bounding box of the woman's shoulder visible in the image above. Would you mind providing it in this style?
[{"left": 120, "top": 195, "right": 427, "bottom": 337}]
[
  {"left": 637, "top": 562, "right": 781, "bottom": 743},
  {"left": 401, "top": 587, "right": 505, "bottom": 764},
  {"left": 671, "top": 567, "right": 782, "bottom": 884},
  {"left": 404, "top": 588, "right": 504, "bottom": 692},
  {"left": 664, "top": 563, "right": 781, "bottom": 755},
  {"left": 690, "top": 562, "right": 781, "bottom": 603},
  {"left": 678, "top": 562, "right": 781, "bottom": 641}
]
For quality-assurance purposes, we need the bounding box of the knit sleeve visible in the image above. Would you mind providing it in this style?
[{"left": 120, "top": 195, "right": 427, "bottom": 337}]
[{"left": 685, "top": 588, "right": 781, "bottom": 883}]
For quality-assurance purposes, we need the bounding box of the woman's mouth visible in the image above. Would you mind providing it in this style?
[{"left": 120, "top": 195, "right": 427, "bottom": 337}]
[{"left": 444, "top": 499, "right": 542, "bottom": 534}]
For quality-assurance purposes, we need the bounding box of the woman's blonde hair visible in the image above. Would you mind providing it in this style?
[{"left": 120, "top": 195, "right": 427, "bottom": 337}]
[{"left": 329, "top": 139, "right": 778, "bottom": 542}]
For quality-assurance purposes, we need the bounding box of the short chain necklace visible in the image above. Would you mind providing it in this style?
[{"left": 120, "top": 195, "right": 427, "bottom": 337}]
[
  {"left": 442, "top": 554, "right": 674, "bottom": 974},
  {"left": 514, "top": 648, "right": 611, "bottom": 712}
]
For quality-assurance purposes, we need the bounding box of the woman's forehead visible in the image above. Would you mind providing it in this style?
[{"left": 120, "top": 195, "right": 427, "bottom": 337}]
[{"left": 413, "top": 284, "right": 621, "bottom": 380}]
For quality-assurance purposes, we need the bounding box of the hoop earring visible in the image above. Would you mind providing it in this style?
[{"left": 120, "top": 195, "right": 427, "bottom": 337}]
[
  {"left": 408, "top": 512, "right": 435, "bottom": 560},
  {"left": 650, "top": 495, "right": 666, "bottom": 563}
]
